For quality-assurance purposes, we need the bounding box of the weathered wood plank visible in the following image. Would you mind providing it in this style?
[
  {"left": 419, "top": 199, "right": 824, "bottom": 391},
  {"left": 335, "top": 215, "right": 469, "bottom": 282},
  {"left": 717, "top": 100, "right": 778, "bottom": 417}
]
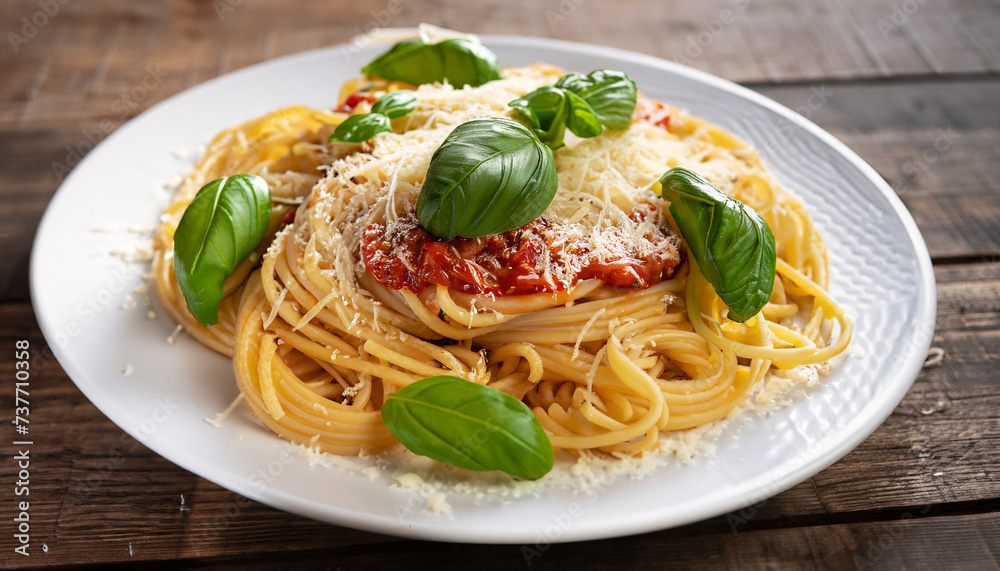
[
  {"left": 755, "top": 79, "right": 1000, "bottom": 260},
  {"left": 182, "top": 511, "right": 1000, "bottom": 570},
  {"left": 755, "top": 77, "right": 1000, "bottom": 134},
  {"left": 269, "top": 511, "right": 1000, "bottom": 570},
  {"left": 839, "top": 130, "right": 1000, "bottom": 261},
  {"left": 2, "top": 0, "right": 1000, "bottom": 128},
  {"left": 0, "top": 260, "right": 997, "bottom": 565},
  {"left": 16, "top": 507, "right": 995, "bottom": 570}
]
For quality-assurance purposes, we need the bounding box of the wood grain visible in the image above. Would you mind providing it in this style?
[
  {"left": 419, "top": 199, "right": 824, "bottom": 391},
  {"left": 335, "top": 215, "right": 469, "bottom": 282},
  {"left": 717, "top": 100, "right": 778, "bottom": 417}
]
[{"left": 2, "top": 0, "right": 1000, "bottom": 127}]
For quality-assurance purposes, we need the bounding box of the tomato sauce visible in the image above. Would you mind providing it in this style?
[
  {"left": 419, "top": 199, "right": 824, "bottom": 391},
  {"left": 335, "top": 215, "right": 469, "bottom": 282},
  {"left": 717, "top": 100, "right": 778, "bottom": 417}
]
[
  {"left": 361, "top": 205, "right": 681, "bottom": 296},
  {"left": 633, "top": 100, "right": 671, "bottom": 129},
  {"left": 334, "top": 92, "right": 378, "bottom": 113}
]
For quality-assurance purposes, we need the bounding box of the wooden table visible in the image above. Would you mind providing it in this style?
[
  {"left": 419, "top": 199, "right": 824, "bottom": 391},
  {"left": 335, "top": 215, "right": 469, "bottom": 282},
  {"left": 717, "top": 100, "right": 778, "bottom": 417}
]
[{"left": 2, "top": 0, "right": 998, "bottom": 567}]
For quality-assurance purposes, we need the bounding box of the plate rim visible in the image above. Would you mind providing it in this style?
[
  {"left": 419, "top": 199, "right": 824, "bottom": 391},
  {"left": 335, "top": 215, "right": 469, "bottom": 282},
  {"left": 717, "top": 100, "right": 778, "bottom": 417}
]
[{"left": 30, "top": 34, "right": 937, "bottom": 543}]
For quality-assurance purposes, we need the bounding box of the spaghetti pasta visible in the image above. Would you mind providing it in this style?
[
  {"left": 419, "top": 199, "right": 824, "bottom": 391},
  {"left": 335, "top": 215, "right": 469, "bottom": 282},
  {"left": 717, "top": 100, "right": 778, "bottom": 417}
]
[{"left": 154, "top": 62, "right": 851, "bottom": 464}]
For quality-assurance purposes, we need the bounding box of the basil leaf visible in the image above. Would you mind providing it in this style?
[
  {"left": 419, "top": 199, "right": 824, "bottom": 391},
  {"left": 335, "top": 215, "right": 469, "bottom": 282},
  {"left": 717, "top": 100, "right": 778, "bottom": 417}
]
[
  {"left": 508, "top": 70, "right": 631, "bottom": 150},
  {"left": 328, "top": 113, "right": 392, "bottom": 143},
  {"left": 509, "top": 86, "right": 572, "bottom": 149},
  {"left": 371, "top": 89, "right": 417, "bottom": 119},
  {"left": 564, "top": 90, "right": 603, "bottom": 138},
  {"left": 417, "top": 118, "right": 558, "bottom": 240},
  {"left": 657, "top": 167, "right": 776, "bottom": 322},
  {"left": 173, "top": 174, "right": 271, "bottom": 326},
  {"left": 556, "top": 69, "right": 637, "bottom": 131},
  {"left": 509, "top": 87, "right": 602, "bottom": 150},
  {"left": 364, "top": 38, "right": 423, "bottom": 68},
  {"left": 361, "top": 38, "right": 502, "bottom": 88},
  {"left": 382, "top": 376, "right": 554, "bottom": 480}
]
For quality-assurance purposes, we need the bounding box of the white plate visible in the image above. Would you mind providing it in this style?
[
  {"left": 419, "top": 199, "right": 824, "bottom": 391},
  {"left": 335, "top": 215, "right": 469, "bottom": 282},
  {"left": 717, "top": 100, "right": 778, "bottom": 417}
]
[{"left": 31, "top": 36, "right": 936, "bottom": 543}]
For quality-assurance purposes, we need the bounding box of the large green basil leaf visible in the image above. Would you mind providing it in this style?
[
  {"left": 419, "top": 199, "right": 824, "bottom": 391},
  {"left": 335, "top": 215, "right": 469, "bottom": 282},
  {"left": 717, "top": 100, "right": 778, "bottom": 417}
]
[
  {"left": 381, "top": 376, "right": 554, "bottom": 480},
  {"left": 328, "top": 113, "right": 392, "bottom": 143},
  {"left": 361, "top": 38, "right": 502, "bottom": 87},
  {"left": 371, "top": 89, "right": 418, "bottom": 119},
  {"left": 556, "top": 69, "right": 637, "bottom": 131},
  {"left": 417, "top": 118, "right": 558, "bottom": 240},
  {"left": 172, "top": 174, "right": 271, "bottom": 326},
  {"left": 658, "top": 167, "right": 776, "bottom": 322}
]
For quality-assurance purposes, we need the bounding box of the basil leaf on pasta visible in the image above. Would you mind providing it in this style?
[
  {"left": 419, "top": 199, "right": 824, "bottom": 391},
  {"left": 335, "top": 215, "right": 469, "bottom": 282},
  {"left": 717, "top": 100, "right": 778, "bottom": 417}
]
[
  {"left": 371, "top": 89, "right": 418, "bottom": 119},
  {"left": 330, "top": 90, "right": 418, "bottom": 143},
  {"left": 556, "top": 69, "right": 637, "bottom": 131},
  {"left": 172, "top": 174, "right": 271, "bottom": 326},
  {"left": 509, "top": 69, "right": 633, "bottom": 150},
  {"left": 658, "top": 167, "right": 776, "bottom": 322},
  {"left": 361, "top": 38, "right": 502, "bottom": 88},
  {"left": 417, "top": 117, "right": 558, "bottom": 240},
  {"left": 564, "top": 90, "right": 603, "bottom": 138},
  {"left": 510, "top": 87, "right": 603, "bottom": 149},
  {"left": 381, "top": 376, "right": 554, "bottom": 480},
  {"left": 328, "top": 113, "right": 392, "bottom": 143},
  {"left": 508, "top": 85, "right": 573, "bottom": 149}
]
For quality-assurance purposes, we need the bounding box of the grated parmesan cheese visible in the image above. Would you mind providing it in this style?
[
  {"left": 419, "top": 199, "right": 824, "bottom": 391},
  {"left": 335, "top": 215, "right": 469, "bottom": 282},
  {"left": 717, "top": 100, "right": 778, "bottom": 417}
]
[
  {"left": 262, "top": 287, "right": 287, "bottom": 329},
  {"left": 394, "top": 472, "right": 425, "bottom": 490},
  {"left": 111, "top": 237, "right": 155, "bottom": 263},
  {"left": 425, "top": 493, "right": 451, "bottom": 513},
  {"left": 206, "top": 394, "right": 245, "bottom": 428},
  {"left": 166, "top": 324, "right": 183, "bottom": 344}
]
